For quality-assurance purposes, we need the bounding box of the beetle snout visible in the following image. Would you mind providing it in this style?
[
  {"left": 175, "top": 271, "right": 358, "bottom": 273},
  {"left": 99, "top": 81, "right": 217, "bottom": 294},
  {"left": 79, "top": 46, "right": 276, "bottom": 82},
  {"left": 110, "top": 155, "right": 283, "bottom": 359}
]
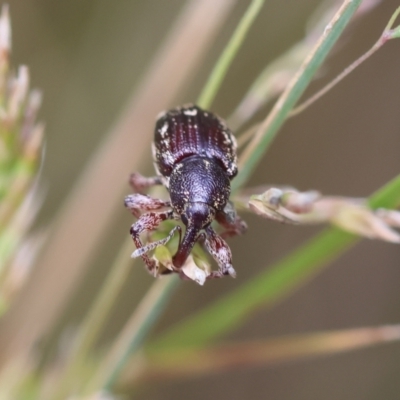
[{"left": 183, "top": 202, "right": 215, "bottom": 229}]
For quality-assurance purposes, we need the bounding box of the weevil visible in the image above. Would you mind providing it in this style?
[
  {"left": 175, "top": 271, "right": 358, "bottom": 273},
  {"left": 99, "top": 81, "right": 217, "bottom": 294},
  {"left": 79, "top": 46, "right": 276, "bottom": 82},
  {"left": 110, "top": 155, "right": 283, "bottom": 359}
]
[{"left": 124, "top": 104, "right": 247, "bottom": 280}]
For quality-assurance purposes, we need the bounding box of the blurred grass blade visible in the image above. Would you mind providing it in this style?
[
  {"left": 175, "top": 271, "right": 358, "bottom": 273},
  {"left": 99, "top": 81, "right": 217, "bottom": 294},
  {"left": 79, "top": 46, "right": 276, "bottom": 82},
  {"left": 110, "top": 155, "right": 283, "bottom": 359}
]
[
  {"left": 197, "top": 0, "right": 265, "bottom": 110},
  {"left": 229, "top": 0, "right": 381, "bottom": 130},
  {"left": 0, "top": 0, "right": 238, "bottom": 366},
  {"left": 89, "top": 276, "right": 179, "bottom": 393},
  {"left": 50, "top": 238, "right": 135, "bottom": 399},
  {"left": 138, "top": 324, "right": 400, "bottom": 382},
  {"left": 149, "top": 174, "right": 400, "bottom": 351},
  {"left": 228, "top": 0, "right": 337, "bottom": 130},
  {"left": 290, "top": 6, "right": 400, "bottom": 117},
  {"left": 235, "top": 0, "right": 362, "bottom": 191}
]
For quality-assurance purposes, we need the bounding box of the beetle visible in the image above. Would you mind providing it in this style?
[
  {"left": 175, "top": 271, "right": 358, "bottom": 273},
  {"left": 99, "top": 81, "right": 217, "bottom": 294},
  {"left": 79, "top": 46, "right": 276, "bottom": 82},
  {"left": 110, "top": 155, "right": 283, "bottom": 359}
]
[{"left": 124, "top": 104, "right": 247, "bottom": 280}]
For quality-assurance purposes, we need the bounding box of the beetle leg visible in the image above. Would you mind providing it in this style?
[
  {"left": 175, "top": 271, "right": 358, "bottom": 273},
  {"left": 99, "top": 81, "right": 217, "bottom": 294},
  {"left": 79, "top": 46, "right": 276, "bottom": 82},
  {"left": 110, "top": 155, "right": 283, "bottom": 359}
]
[
  {"left": 204, "top": 226, "right": 236, "bottom": 278},
  {"left": 130, "top": 210, "right": 174, "bottom": 274},
  {"left": 125, "top": 193, "right": 171, "bottom": 218},
  {"left": 132, "top": 225, "right": 180, "bottom": 257},
  {"left": 216, "top": 201, "right": 247, "bottom": 239},
  {"left": 129, "top": 172, "right": 163, "bottom": 193}
]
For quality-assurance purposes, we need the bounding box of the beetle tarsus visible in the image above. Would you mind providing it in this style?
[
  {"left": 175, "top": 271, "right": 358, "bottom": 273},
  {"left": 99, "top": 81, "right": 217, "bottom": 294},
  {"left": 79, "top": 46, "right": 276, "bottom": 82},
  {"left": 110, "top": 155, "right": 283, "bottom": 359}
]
[
  {"left": 129, "top": 210, "right": 174, "bottom": 274},
  {"left": 132, "top": 225, "right": 179, "bottom": 258}
]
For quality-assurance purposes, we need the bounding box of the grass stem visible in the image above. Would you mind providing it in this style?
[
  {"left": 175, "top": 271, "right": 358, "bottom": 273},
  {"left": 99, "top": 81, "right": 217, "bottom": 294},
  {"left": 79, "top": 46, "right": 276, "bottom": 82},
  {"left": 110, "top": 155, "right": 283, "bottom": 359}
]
[
  {"left": 197, "top": 0, "right": 265, "bottom": 109},
  {"left": 235, "top": 0, "right": 362, "bottom": 191}
]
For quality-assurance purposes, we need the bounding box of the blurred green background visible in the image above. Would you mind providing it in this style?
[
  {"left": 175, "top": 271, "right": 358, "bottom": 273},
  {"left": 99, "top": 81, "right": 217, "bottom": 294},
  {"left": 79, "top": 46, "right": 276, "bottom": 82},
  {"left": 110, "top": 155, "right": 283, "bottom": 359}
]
[{"left": 7, "top": 0, "right": 400, "bottom": 399}]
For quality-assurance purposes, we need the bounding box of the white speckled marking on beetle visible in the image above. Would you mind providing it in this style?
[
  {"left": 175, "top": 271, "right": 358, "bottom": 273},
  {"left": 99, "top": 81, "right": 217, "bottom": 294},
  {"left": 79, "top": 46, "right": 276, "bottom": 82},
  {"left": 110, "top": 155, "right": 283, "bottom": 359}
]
[
  {"left": 183, "top": 108, "right": 198, "bottom": 116},
  {"left": 159, "top": 122, "right": 169, "bottom": 138},
  {"left": 163, "top": 150, "right": 175, "bottom": 166}
]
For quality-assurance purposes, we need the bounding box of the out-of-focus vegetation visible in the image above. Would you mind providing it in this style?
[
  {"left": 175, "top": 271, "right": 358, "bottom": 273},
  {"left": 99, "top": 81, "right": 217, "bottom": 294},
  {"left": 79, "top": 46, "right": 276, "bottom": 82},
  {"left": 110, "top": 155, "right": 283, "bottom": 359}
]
[{"left": 1, "top": 1, "right": 400, "bottom": 399}]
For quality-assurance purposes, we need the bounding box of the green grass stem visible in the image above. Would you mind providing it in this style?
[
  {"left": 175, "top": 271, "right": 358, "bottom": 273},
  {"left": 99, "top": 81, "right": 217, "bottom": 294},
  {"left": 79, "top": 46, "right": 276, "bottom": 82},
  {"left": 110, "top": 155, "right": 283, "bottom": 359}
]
[
  {"left": 197, "top": 0, "right": 265, "bottom": 109},
  {"left": 234, "top": 0, "right": 362, "bottom": 191}
]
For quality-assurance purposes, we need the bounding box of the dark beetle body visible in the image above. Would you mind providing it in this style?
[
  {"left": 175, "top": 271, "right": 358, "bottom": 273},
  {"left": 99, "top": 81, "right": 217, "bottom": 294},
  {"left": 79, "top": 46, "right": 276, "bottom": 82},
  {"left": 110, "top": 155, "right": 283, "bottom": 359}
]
[
  {"left": 153, "top": 104, "right": 238, "bottom": 180},
  {"left": 126, "top": 104, "right": 245, "bottom": 280},
  {"left": 153, "top": 105, "right": 237, "bottom": 268}
]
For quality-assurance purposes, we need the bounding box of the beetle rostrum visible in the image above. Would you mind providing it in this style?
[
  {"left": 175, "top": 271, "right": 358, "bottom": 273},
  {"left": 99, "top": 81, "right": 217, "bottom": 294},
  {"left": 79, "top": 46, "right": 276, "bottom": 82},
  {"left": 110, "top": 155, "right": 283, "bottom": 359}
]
[{"left": 125, "top": 104, "right": 247, "bottom": 280}]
